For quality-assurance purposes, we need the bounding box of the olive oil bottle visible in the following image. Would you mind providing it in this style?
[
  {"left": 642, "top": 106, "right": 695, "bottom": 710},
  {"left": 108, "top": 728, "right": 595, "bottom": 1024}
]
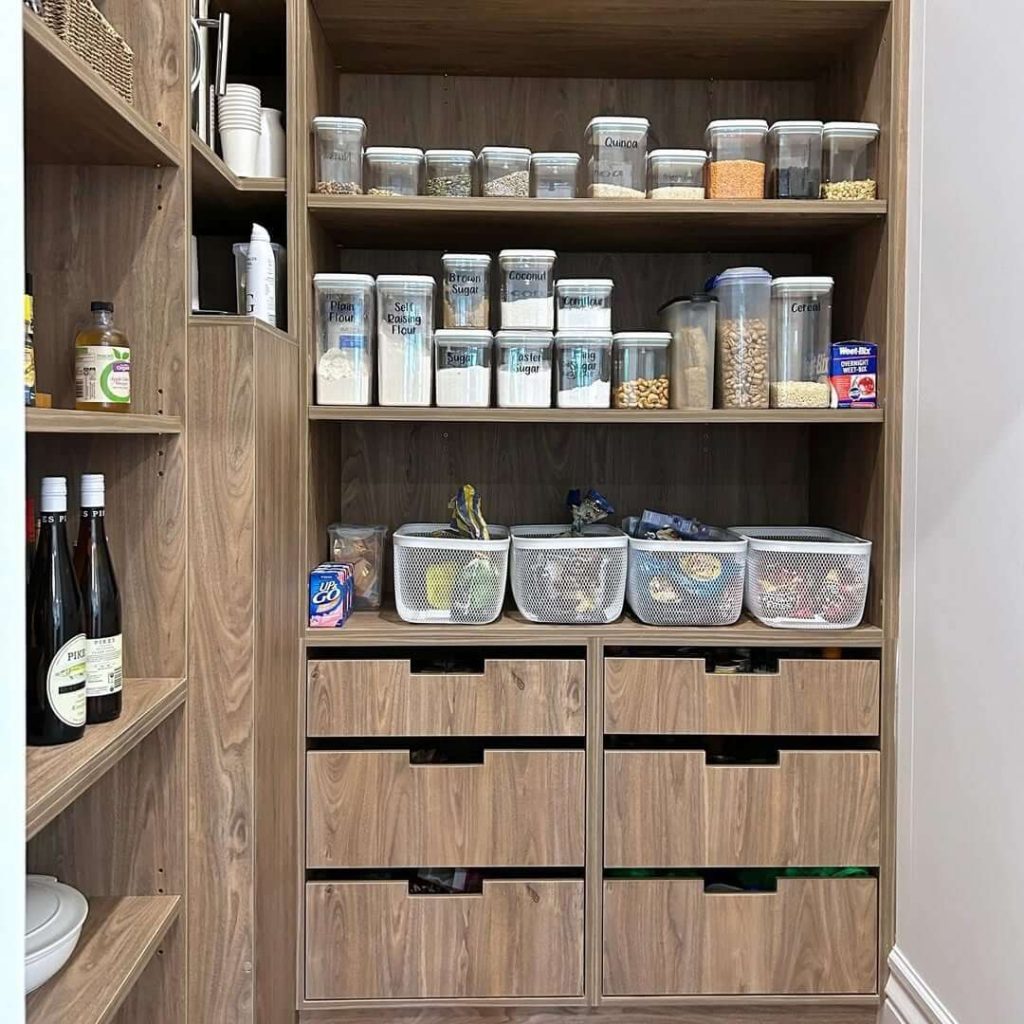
[{"left": 74, "top": 301, "right": 131, "bottom": 412}]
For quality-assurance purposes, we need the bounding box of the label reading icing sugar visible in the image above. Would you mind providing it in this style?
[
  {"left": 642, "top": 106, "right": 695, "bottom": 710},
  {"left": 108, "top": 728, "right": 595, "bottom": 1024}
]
[
  {"left": 76, "top": 346, "right": 131, "bottom": 404},
  {"left": 47, "top": 633, "right": 87, "bottom": 727},
  {"left": 86, "top": 634, "right": 123, "bottom": 697}
]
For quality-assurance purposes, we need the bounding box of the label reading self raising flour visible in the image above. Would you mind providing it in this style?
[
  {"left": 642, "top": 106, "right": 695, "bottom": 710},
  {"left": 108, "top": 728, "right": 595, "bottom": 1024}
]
[
  {"left": 75, "top": 346, "right": 131, "bottom": 404},
  {"left": 47, "top": 634, "right": 87, "bottom": 727},
  {"left": 85, "top": 634, "right": 123, "bottom": 697}
]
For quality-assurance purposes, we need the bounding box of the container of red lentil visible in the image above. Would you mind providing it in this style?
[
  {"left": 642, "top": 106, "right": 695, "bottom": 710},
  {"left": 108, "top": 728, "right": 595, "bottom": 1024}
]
[{"left": 705, "top": 119, "right": 768, "bottom": 199}]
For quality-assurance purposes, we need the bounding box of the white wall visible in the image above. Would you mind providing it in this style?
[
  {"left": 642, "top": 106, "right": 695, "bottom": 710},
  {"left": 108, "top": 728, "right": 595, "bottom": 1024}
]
[{"left": 897, "top": 0, "right": 1024, "bottom": 1019}]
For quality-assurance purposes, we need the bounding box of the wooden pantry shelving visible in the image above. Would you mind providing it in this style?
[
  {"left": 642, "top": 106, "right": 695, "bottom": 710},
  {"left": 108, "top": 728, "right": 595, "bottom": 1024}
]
[
  {"left": 25, "top": 409, "right": 184, "bottom": 435},
  {"left": 191, "top": 132, "right": 287, "bottom": 209}
]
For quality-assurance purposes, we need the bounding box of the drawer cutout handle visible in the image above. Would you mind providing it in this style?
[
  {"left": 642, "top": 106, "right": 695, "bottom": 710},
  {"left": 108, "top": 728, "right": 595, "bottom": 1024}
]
[{"left": 410, "top": 654, "right": 487, "bottom": 676}]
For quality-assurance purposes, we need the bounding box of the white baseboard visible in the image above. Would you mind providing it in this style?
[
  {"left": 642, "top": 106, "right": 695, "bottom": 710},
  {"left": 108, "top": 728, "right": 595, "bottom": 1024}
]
[{"left": 885, "top": 947, "right": 960, "bottom": 1024}]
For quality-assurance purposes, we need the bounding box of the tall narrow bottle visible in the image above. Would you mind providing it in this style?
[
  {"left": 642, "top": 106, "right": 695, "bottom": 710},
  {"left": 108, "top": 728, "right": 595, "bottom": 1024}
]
[
  {"left": 27, "top": 477, "right": 86, "bottom": 745},
  {"left": 74, "top": 301, "right": 131, "bottom": 413},
  {"left": 74, "top": 474, "right": 123, "bottom": 723}
]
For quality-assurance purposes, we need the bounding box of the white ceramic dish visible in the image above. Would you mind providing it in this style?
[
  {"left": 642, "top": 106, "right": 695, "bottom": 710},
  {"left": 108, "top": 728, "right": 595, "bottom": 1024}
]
[{"left": 25, "top": 875, "right": 89, "bottom": 994}]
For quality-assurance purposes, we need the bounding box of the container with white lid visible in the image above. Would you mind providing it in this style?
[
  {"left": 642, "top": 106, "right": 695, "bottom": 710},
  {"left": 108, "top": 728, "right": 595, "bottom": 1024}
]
[
  {"left": 376, "top": 274, "right": 435, "bottom": 405},
  {"left": 556, "top": 278, "right": 614, "bottom": 330},
  {"left": 585, "top": 116, "right": 650, "bottom": 199},
  {"left": 712, "top": 266, "right": 772, "bottom": 408},
  {"left": 435, "top": 329, "right": 493, "bottom": 407},
  {"left": 767, "top": 121, "right": 823, "bottom": 199},
  {"left": 313, "top": 116, "right": 366, "bottom": 195},
  {"left": 441, "top": 253, "right": 491, "bottom": 328},
  {"left": 313, "top": 273, "right": 375, "bottom": 406},
  {"left": 425, "top": 149, "right": 475, "bottom": 197},
  {"left": 479, "top": 146, "right": 531, "bottom": 197},
  {"left": 365, "top": 146, "right": 424, "bottom": 196},
  {"left": 647, "top": 149, "right": 707, "bottom": 199},
  {"left": 26, "top": 875, "right": 89, "bottom": 994},
  {"left": 555, "top": 330, "right": 613, "bottom": 408},
  {"left": 499, "top": 249, "right": 557, "bottom": 329},
  {"left": 770, "top": 275, "right": 834, "bottom": 408},
  {"left": 496, "top": 330, "right": 554, "bottom": 408},
  {"left": 821, "top": 122, "right": 880, "bottom": 199},
  {"left": 705, "top": 119, "right": 769, "bottom": 199},
  {"left": 531, "top": 152, "right": 580, "bottom": 198},
  {"left": 612, "top": 332, "right": 671, "bottom": 409}
]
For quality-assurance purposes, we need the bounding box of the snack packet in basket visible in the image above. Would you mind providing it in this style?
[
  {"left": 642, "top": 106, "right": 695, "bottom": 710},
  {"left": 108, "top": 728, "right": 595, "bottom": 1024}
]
[
  {"left": 566, "top": 488, "right": 614, "bottom": 536},
  {"left": 635, "top": 509, "right": 713, "bottom": 541},
  {"left": 436, "top": 483, "right": 490, "bottom": 540}
]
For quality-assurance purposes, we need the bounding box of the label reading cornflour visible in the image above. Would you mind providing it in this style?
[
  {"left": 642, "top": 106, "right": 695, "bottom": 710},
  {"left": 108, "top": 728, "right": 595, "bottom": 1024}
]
[
  {"left": 47, "top": 634, "right": 87, "bottom": 727},
  {"left": 76, "top": 346, "right": 131, "bottom": 404},
  {"left": 85, "top": 634, "right": 123, "bottom": 697}
]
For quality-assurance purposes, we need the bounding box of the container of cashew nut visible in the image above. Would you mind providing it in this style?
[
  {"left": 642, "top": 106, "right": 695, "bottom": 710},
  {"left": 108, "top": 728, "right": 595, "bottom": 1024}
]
[
  {"left": 711, "top": 266, "right": 772, "bottom": 409},
  {"left": 612, "top": 332, "right": 671, "bottom": 409}
]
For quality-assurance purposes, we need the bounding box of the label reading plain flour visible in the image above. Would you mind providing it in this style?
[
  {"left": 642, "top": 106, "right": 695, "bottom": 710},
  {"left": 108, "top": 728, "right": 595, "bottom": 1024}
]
[
  {"left": 47, "top": 634, "right": 87, "bottom": 727},
  {"left": 85, "top": 634, "right": 123, "bottom": 697}
]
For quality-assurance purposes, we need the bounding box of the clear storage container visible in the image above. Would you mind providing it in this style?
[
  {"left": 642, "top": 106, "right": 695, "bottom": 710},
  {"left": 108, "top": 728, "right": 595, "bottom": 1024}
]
[
  {"left": 647, "top": 149, "right": 707, "bottom": 199},
  {"left": 313, "top": 273, "right": 375, "bottom": 406},
  {"left": 712, "top": 267, "right": 772, "bottom": 408},
  {"left": 555, "top": 330, "right": 612, "bottom": 408},
  {"left": 434, "top": 329, "right": 492, "bottom": 407},
  {"left": 705, "top": 119, "right": 768, "bottom": 199},
  {"left": 499, "top": 249, "right": 556, "bottom": 329},
  {"left": 770, "top": 276, "right": 834, "bottom": 408},
  {"left": 328, "top": 523, "right": 388, "bottom": 609},
  {"left": 441, "top": 253, "right": 490, "bottom": 328},
  {"left": 479, "top": 146, "right": 531, "bottom": 197},
  {"left": 659, "top": 294, "right": 717, "bottom": 410},
  {"left": 767, "top": 121, "right": 822, "bottom": 199},
  {"left": 612, "top": 332, "right": 671, "bottom": 409},
  {"left": 821, "top": 122, "right": 880, "bottom": 200},
  {"left": 495, "top": 331, "right": 553, "bottom": 408},
  {"left": 376, "top": 274, "right": 435, "bottom": 406},
  {"left": 365, "top": 146, "right": 423, "bottom": 196},
  {"left": 585, "top": 116, "right": 649, "bottom": 199},
  {"left": 556, "top": 278, "right": 614, "bottom": 331},
  {"left": 425, "top": 149, "right": 475, "bottom": 197},
  {"left": 531, "top": 152, "right": 580, "bottom": 198},
  {"left": 312, "top": 116, "right": 365, "bottom": 195}
]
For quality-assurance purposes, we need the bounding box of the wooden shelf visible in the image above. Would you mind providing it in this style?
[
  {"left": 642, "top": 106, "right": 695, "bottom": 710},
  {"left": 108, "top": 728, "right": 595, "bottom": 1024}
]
[
  {"left": 26, "top": 895, "right": 181, "bottom": 1024},
  {"left": 26, "top": 678, "right": 187, "bottom": 840},
  {"left": 306, "top": 610, "right": 885, "bottom": 647},
  {"left": 308, "top": 195, "right": 887, "bottom": 251},
  {"left": 191, "top": 133, "right": 286, "bottom": 209},
  {"left": 23, "top": 10, "right": 181, "bottom": 167},
  {"left": 26, "top": 409, "right": 183, "bottom": 435}
]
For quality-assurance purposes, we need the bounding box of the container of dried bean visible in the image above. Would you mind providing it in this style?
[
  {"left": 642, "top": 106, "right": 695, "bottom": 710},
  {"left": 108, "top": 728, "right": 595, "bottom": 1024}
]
[
  {"left": 556, "top": 330, "right": 613, "bottom": 408},
  {"left": 821, "top": 122, "right": 879, "bottom": 200},
  {"left": 705, "top": 119, "right": 768, "bottom": 199},
  {"left": 425, "top": 149, "right": 476, "bottom": 197},
  {"left": 712, "top": 267, "right": 771, "bottom": 408},
  {"left": 767, "top": 121, "right": 822, "bottom": 199},
  {"left": 585, "top": 116, "right": 649, "bottom": 199},
  {"left": 659, "top": 294, "right": 717, "bottom": 410},
  {"left": 556, "top": 278, "right": 614, "bottom": 331},
  {"left": 313, "top": 116, "right": 366, "bottom": 195},
  {"left": 479, "top": 146, "right": 531, "bottom": 197},
  {"left": 647, "top": 149, "right": 707, "bottom": 199},
  {"left": 364, "top": 146, "right": 423, "bottom": 196},
  {"left": 442, "top": 253, "right": 490, "bottom": 328},
  {"left": 769, "top": 276, "right": 833, "bottom": 408},
  {"left": 531, "top": 152, "right": 580, "bottom": 198},
  {"left": 612, "top": 332, "right": 671, "bottom": 410},
  {"left": 499, "top": 249, "right": 556, "bottom": 329}
]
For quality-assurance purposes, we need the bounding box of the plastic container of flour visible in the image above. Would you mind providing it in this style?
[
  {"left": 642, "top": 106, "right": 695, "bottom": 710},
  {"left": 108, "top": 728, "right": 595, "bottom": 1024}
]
[
  {"left": 499, "top": 249, "right": 557, "bottom": 329},
  {"left": 496, "top": 330, "right": 553, "bottom": 408},
  {"left": 313, "top": 273, "right": 375, "bottom": 405},
  {"left": 434, "top": 329, "right": 493, "bottom": 407},
  {"left": 556, "top": 279, "right": 614, "bottom": 331},
  {"left": 585, "top": 116, "right": 649, "bottom": 199},
  {"left": 376, "top": 274, "right": 435, "bottom": 405},
  {"left": 555, "top": 330, "right": 613, "bottom": 408}
]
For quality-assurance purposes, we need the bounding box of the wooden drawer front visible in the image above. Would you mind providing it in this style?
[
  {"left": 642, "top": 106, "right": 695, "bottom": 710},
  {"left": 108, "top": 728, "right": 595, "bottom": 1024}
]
[
  {"left": 308, "top": 658, "right": 585, "bottom": 737},
  {"left": 306, "top": 880, "right": 585, "bottom": 999},
  {"left": 603, "top": 878, "right": 877, "bottom": 995},
  {"left": 604, "top": 657, "right": 880, "bottom": 735},
  {"left": 307, "top": 750, "right": 585, "bottom": 867},
  {"left": 605, "top": 750, "right": 879, "bottom": 867}
]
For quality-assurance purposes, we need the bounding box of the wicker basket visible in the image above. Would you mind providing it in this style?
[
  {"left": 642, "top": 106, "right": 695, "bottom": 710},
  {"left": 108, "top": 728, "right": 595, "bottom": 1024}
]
[{"left": 41, "top": 0, "right": 134, "bottom": 105}]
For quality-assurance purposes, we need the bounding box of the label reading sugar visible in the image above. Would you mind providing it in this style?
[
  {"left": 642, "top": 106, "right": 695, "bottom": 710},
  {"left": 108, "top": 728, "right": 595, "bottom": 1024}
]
[
  {"left": 76, "top": 346, "right": 131, "bottom": 404},
  {"left": 85, "top": 634, "right": 123, "bottom": 697},
  {"left": 47, "top": 633, "right": 87, "bottom": 727}
]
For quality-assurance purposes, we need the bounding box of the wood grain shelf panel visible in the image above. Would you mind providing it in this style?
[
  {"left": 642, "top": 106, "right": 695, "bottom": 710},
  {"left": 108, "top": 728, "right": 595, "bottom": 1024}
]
[
  {"left": 23, "top": 11, "right": 181, "bottom": 167},
  {"left": 26, "top": 895, "right": 180, "bottom": 1024},
  {"left": 25, "top": 409, "right": 183, "bottom": 435},
  {"left": 26, "top": 677, "right": 187, "bottom": 840},
  {"left": 308, "top": 195, "right": 887, "bottom": 252},
  {"left": 191, "top": 133, "right": 287, "bottom": 209}
]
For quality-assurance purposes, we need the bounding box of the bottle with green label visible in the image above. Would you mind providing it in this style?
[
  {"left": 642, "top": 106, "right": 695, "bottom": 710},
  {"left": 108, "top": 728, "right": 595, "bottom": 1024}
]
[{"left": 74, "top": 301, "right": 131, "bottom": 413}]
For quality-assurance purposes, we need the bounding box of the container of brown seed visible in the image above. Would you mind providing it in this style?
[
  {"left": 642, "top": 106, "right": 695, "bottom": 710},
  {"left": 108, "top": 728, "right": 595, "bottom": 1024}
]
[
  {"left": 705, "top": 119, "right": 768, "bottom": 199},
  {"left": 711, "top": 267, "right": 771, "bottom": 409},
  {"left": 425, "top": 149, "right": 476, "bottom": 197},
  {"left": 612, "top": 332, "right": 671, "bottom": 410},
  {"left": 313, "top": 116, "right": 366, "bottom": 194}
]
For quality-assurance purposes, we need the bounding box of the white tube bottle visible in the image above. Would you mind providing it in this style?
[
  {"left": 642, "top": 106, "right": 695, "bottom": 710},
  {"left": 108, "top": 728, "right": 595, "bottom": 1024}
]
[{"left": 245, "top": 223, "right": 277, "bottom": 327}]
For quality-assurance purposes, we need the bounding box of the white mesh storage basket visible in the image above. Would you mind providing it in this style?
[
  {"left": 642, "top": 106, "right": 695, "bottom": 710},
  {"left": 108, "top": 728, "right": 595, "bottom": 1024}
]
[
  {"left": 625, "top": 523, "right": 747, "bottom": 627},
  {"left": 393, "top": 523, "right": 509, "bottom": 625},
  {"left": 510, "top": 525, "right": 628, "bottom": 624},
  {"left": 732, "top": 526, "right": 872, "bottom": 629}
]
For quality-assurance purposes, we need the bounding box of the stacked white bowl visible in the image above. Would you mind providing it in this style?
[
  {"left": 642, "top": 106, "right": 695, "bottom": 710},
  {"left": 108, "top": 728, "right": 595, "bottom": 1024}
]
[{"left": 218, "top": 83, "right": 263, "bottom": 176}]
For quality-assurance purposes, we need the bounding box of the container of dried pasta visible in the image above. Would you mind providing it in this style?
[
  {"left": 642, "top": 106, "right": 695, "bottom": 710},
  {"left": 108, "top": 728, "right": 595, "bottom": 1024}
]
[
  {"left": 659, "top": 294, "right": 717, "bottom": 410},
  {"left": 821, "top": 122, "right": 879, "bottom": 200},
  {"left": 705, "top": 119, "right": 768, "bottom": 199}
]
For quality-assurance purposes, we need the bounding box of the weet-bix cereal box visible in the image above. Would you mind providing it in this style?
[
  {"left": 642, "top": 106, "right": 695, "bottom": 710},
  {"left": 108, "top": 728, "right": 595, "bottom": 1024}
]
[
  {"left": 309, "top": 563, "right": 354, "bottom": 628},
  {"left": 829, "top": 342, "right": 877, "bottom": 408}
]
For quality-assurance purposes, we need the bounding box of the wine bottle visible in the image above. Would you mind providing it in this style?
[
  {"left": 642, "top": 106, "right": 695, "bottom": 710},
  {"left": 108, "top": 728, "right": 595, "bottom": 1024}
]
[
  {"left": 74, "top": 474, "right": 123, "bottom": 724},
  {"left": 27, "top": 477, "right": 86, "bottom": 745}
]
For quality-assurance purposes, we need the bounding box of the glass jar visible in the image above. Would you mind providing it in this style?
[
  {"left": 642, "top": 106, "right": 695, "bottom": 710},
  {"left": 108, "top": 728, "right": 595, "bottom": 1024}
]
[
  {"left": 647, "top": 149, "right": 707, "bottom": 199},
  {"left": 312, "top": 116, "right": 366, "bottom": 195},
  {"left": 479, "top": 146, "right": 531, "bottom": 197},
  {"left": 364, "top": 147, "right": 423, "bottom": 196},
  {"left": 376, "top": 274, "right": 435, "bottom": 406},
  {"left": 821, "top": 122, "right": 880, "bottom": 199},
  {"left": 496, "top": 331, "right": 553, "bottom": 408},
  {"left": 658, "top": 294, "right": 717, "bottom": 410},
  {"left": 769, "top": 276, "right": 834, "bottom": 408},
  {"left": 556, "top": 279, "right": 613, "bottom": 331},
  {"left": 425, "top": 149, "right": 475, "bottom": 197},
  {"left": 555, "top": 330, "right": 613, "bottom": 408},
  {"left": 531, "top": 152, "right": 580, "bottom": 198},
  {"left": 434, "top": 329, "right": 493, "bottom": 408},
  {"left": 313, "top": 273, "right": 375, "bottom": 406},
  {"left": 441, "top": 254, "right": 490, "bottom": 329},
  {"left": 767, "top": 121, "right": 822, "bottom": 199},
  {"left": 705, "top": 119, "right": 768, "bottom": 199},
  {"left": 712, "top": 267, "right": 772, "bottom": 408},
  {"left": 585, "top": 116, "right": 650, "bottom": 199},
  {"left": 498, "top": 249, "right": 556, "bottom": 329},
  {"left": 612, "top": 333, "right": 671, "bottom": 409}
]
